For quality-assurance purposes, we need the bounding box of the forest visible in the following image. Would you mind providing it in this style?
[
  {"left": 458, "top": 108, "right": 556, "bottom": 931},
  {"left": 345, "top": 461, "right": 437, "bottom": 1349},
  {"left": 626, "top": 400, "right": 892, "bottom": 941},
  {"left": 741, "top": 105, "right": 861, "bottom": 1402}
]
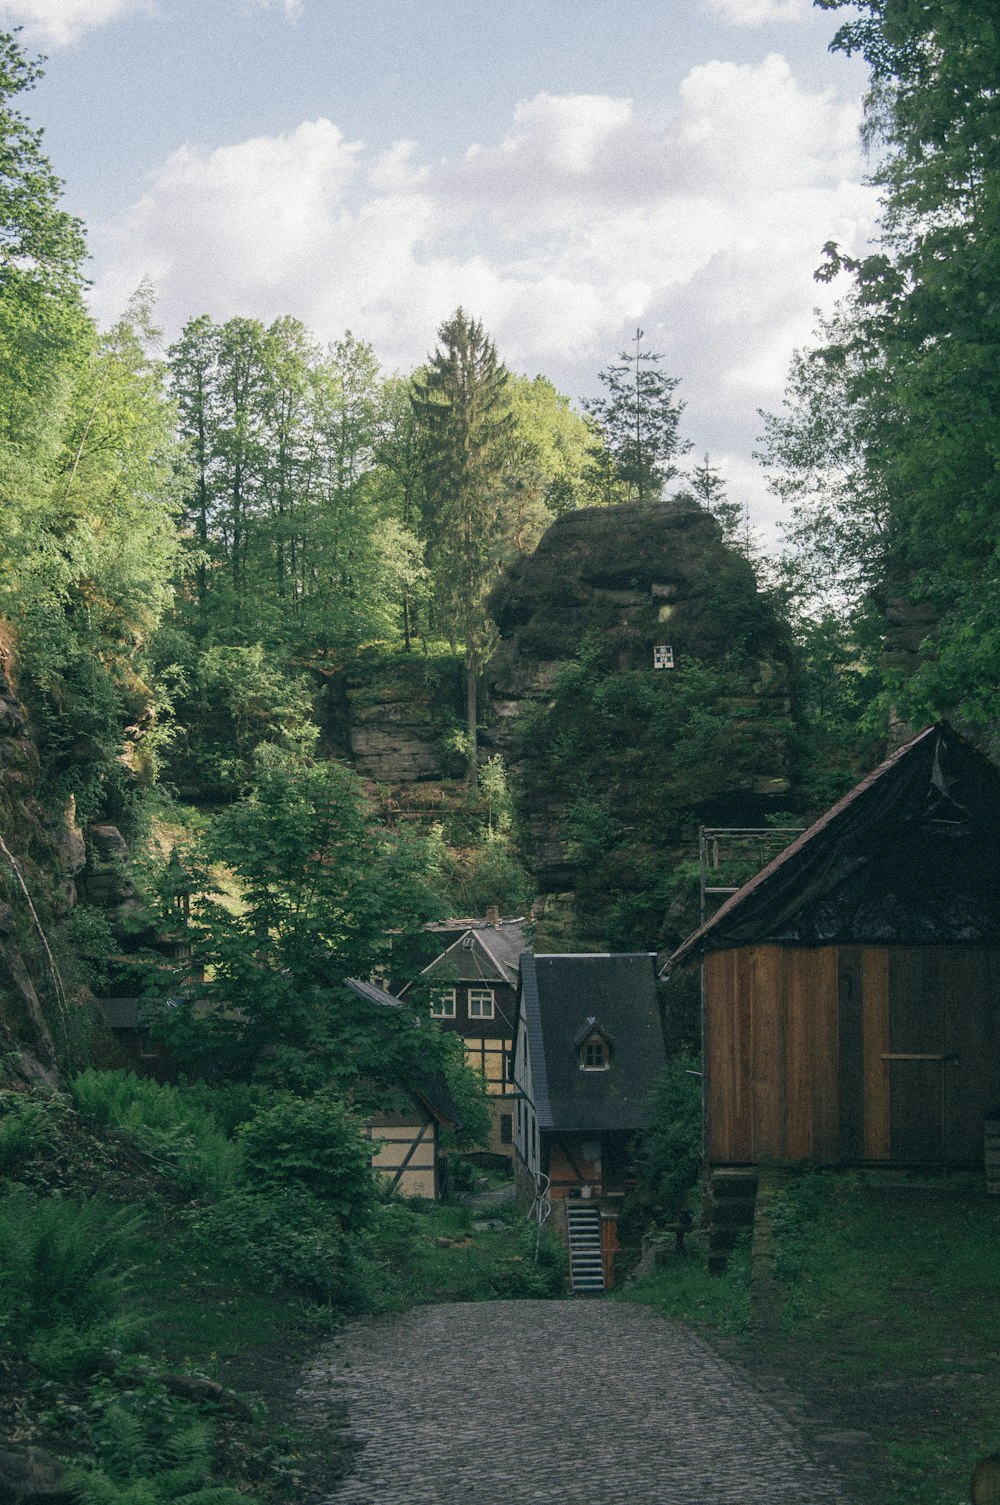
[{"left": 0, "top": 1, "right": 998, "bottom": 1501}]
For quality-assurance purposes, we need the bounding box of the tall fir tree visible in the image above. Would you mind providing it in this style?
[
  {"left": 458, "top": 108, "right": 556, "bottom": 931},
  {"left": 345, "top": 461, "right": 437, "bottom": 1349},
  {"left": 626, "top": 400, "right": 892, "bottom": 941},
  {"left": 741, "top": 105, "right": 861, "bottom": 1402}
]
[
  {"left": 411, "top": 309, "right": 515, "bottom": 786},
  {"left": 583, "top": 328, "right": 690, "bottom": 506}
]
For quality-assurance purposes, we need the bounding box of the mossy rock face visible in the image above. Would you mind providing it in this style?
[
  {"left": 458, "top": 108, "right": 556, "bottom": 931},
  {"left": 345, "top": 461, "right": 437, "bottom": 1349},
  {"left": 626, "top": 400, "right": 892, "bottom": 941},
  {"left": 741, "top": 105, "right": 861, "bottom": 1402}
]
[
  {"left": 490, "top": 499, "right": 779, "bottom": 676},
  {"left": 485, "top": 500, "right": 797, "bottom": 951}
]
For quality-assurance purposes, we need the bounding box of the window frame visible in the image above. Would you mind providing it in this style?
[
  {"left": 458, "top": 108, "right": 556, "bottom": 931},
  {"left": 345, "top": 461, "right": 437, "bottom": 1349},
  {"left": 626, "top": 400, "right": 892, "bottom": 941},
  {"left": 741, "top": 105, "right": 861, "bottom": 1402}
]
[
  {"left": 580, "top": 1033, "right": 611, "bottom": 1071},
  {"left": 430, "top": 987, "right": 457, "bottom": 1019},
  {"left": 467, "top": 986, "right": 496, "bottom": 1020}
]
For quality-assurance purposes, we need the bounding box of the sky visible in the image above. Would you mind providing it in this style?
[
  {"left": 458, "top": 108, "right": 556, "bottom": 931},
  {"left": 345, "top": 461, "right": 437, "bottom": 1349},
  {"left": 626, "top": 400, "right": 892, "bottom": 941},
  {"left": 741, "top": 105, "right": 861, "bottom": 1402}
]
[{"left": 3, "top": 0, "right": 878, "bottom": 542}]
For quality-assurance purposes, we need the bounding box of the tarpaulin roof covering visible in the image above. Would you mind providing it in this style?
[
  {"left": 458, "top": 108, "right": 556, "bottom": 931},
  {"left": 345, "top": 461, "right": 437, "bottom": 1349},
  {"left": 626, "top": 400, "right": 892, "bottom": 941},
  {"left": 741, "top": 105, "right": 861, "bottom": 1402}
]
[
  {"left": 671, "top": 724, "right": 1000, "bottom": 965},
  {"left": 518, "top": 953, "right": 664, "bottom": 1133}
]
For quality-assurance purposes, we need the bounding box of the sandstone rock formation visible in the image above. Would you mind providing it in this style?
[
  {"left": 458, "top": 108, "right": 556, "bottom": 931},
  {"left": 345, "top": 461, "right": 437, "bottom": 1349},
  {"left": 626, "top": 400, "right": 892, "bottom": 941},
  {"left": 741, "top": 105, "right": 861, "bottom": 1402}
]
[{"left": 485, "top": 500, "right": 797, "bottom": 948}]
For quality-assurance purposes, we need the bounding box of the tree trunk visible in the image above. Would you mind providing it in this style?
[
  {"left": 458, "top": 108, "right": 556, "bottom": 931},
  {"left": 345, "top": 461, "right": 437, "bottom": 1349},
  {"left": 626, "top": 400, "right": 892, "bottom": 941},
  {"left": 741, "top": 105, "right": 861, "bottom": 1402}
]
[{"left": 466, "top": 649, "right": 478, "bottom": 788}]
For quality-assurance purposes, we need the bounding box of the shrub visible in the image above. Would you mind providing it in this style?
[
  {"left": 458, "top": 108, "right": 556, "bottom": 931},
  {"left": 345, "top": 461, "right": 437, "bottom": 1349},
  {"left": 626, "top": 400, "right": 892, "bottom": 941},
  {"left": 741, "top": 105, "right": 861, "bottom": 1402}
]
[
  {"left": 235, "top": 1094, "right": 375, "bottom": 1222},
  {"left": 0, "top": 1190, "right": 143, "bottom": 1378},
  {"left": 188, "top": 1186, "right": 371, "bottom": 1306},
  {"left": 628, "top": 1057, "right": 703, "bottom": 1227},
  {"left": 69, "top": 1070, "right": 238, "bottom": 1196},
  {"left": 0, "top": 1089, "right": 67, "bottom": 1174}
]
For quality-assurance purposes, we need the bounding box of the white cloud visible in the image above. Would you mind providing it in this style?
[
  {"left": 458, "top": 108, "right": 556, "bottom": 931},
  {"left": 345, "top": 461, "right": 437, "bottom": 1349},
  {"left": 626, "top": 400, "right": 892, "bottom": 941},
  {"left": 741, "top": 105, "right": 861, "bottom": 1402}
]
[
  {"left": 0, "top": 0, "right": 153, "bottom": 47},
  {"left": 251, "top": 0, "right": 303, "bottom": 17},
  {"left": 702, "top": 0, "right": 810, "bottom": 24},
  {"left": 91, "top": 56, "right": 877, "bottom": 533}
]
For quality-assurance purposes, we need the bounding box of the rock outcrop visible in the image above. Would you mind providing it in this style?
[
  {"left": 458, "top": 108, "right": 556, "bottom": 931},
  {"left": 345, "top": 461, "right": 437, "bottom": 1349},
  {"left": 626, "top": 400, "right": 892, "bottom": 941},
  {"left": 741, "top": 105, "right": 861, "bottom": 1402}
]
[{"left": 485, "top": 500, "right": 797, "bottom": 948}]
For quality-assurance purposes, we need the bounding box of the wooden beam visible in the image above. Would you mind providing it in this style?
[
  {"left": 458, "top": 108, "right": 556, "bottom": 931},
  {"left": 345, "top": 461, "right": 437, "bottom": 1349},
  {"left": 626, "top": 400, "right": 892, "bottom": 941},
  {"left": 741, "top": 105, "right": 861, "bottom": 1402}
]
[{"left": 863, "top": 948, "right": 890, "bottom": 1160}]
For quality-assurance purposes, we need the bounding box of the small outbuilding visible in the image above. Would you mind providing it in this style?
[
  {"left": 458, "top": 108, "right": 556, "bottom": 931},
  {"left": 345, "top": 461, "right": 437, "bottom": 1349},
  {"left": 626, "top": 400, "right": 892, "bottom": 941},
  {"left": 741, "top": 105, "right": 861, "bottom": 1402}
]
[
  {"left": 512, "top": 952, "right": 665, "bottom": 1289},
  {"left": 669, "top": 724, "right": 1000, "bottom": 1168},
  {"left": 343, "top": 976, "right": 461, "bottom": 1199}
]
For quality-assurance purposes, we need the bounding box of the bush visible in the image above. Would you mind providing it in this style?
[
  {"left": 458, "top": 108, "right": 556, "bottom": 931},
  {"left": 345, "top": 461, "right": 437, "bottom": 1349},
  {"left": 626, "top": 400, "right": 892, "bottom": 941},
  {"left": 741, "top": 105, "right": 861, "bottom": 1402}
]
[
  {"left": 0, "top": 1089, "right": 67, "bottom": 1174},
  {"left": 630, "top": 1057, "right": 703, "bottom": 1224},
  {"left": 235, "top": 1094, "right": 375, "bottom": 1223},
  {"left": 0, "top": 1189, "right": 143, "bottom": 1378},
  {"left": 69, "top": 1070, "right": 238, "bottom": 1196},
  {"left": 188, "top": 1186, "right": 373, "bottom": 1306}
]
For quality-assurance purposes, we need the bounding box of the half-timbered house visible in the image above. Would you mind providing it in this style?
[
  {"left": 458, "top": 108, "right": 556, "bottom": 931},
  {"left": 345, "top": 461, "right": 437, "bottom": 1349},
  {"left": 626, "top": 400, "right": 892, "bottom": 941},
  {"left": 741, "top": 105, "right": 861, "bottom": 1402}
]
[
  {"left": 398, "top": 917, "right": 528, "bottom": 1156},
  {"left": 669, "top": 723, "right": 1000, "bottom": 1170},
  {"left": 343, "top": 976, "right": 460, "bottom": 1199},
  {"left": 512, "top": 952, "right": 665, "bottom": 1290}
]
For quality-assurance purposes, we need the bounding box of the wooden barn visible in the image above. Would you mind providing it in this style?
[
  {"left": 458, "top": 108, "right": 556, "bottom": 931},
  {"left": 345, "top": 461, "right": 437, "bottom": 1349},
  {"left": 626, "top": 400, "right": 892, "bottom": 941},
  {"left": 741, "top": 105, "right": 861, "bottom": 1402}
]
[
  {"left": 512, "top": 952, "right": 665, "bottom": 1290},
  {"left": 669, "top": 724, "right": 1000, "bottom": 1169}
]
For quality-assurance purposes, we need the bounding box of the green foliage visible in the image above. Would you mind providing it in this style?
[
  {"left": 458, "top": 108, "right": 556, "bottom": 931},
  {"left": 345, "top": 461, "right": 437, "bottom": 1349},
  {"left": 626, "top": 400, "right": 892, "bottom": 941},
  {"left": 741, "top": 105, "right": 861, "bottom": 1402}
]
[
  {"left": 0, "top": 1188, "right": 142, "bottom": 1377},
  {"left": 765, "top": 2, "right": 1000, "bottom": 740},
  {"left": 358, "top": 1198, "right": 564, "bottom": 1305},
  {"left": 63, "top": 1377, "right": 251, "bottom": 1505},
  {"left": 0, "top": 1087, "right": 66, "bottom": 1172},
  {"left": 69, "top": 1070, "right": 238, "bottom": 1197},
  {"left": 631, "top": 1058, "right": 703, "bottom": 1222},
  {"left": 144, "top": 747, "right": 481, "bottom": 1118},
  {"left": 583, "top": 328, "right": 691, "bottom": 505},
  {"left": 516, "top": 641, "right": 792, "bottom": 948},
  {"left": 235, "top": 1094, "right": 374, "bottom": 1220},
  {"left": 187, "top": 1185, "right": 358, "bottom": 1305}
]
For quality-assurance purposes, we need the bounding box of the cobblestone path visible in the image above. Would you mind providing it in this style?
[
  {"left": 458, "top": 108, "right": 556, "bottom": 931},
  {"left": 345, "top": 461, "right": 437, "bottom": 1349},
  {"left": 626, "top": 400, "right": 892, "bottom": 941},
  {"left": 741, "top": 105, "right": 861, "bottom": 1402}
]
[{"left": 297, "top": 1301, "right": 859, "bottom": 1504}]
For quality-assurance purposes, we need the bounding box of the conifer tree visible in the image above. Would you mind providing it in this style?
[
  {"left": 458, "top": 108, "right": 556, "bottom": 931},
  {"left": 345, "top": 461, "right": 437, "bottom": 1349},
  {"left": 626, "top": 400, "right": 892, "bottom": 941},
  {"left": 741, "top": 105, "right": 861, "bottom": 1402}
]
[
  {"left": 583, "top": 328, "right": 690, "bottom": 506},
  {"left": 411, "top": 309, "right": 514, "bottom": 786}
]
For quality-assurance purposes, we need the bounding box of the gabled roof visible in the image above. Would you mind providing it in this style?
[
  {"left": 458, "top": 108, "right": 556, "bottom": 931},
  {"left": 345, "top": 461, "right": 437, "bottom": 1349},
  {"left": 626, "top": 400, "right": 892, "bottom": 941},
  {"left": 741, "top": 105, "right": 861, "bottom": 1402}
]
[
  {"left": 670, "top": 723, "right": 1000, "bottom": 966},
  {"left": 343, "top": 977, "right": 407, "bottom": 1010},
  {"left": 517, "top": 953, "right": 664, "bottom": 1133},
  {"left": 405, "top": 918, "right": 529, "bottom": 990}
]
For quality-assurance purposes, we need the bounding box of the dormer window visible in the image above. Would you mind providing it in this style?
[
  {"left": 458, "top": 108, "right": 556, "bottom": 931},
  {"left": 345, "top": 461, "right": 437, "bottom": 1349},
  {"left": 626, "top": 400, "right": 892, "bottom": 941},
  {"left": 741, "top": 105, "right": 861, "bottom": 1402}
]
[
  {"left": 584, "top": 1037, "right": 607, "bottom": 1069},
  {"left": 575, "top": 1016, "right": 613, "bottom": 1071}
]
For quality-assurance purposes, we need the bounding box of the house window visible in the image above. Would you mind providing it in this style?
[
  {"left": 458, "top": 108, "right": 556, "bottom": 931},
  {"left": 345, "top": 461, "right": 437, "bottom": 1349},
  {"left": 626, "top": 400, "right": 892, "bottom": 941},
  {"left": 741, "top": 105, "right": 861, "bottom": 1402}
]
[
  {"left": 430, "top": 988, "right": 457, "bottom": 1019},
  {"left": 500, "top": 1113, "right": 513, "bottom": 1145},
  {"left": 580, "top": 1032, "right": 612, "bottom": 1071},
  {"left": 468, "top": 987, "right": 495, "bottom": 1020}
]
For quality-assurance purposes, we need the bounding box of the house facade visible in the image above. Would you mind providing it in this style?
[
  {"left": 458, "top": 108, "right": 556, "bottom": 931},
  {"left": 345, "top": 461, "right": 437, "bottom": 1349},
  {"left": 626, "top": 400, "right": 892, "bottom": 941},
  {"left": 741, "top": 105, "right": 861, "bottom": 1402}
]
[
  {"left": 512, "top": 952, "right": 665, "bottom": 1290},
  {"left": 670, "top": 724, "right": 1000, "bottom": 1169},
  {"left": 399, "top": 918, "right": 528, "bottom": 1157}
]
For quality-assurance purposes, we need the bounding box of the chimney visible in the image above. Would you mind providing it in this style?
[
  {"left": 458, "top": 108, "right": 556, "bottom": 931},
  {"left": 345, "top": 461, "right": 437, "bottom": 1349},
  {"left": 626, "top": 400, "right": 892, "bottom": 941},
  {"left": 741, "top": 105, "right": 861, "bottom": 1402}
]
[{"left": 484, "top": 905, "right": 500, "bottom": 926}]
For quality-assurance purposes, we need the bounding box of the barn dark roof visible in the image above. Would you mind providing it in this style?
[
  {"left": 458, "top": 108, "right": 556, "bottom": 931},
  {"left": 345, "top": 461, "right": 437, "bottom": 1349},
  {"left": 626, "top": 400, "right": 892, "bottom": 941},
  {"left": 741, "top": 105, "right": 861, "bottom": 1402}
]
[
  {"left": 671, "top": 723, "right": 1000, "bottom": 965},
  {"left": 518, "top": 953, "right": 664, "bottom": 1133}
]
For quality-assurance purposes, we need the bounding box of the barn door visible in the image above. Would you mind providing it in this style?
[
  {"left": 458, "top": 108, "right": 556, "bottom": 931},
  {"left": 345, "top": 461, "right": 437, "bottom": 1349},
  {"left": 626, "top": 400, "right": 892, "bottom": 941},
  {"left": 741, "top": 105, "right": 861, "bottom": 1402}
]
[{"left": 887, "top": 950, "right": 947, "bottom": 1162}]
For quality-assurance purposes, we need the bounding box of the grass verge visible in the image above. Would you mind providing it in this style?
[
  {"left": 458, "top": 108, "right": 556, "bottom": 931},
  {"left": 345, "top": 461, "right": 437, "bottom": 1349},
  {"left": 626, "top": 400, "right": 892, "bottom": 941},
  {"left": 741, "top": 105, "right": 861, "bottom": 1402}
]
[{"left": 622, "top": 1170, "right": 1000, "bottom": 1505}]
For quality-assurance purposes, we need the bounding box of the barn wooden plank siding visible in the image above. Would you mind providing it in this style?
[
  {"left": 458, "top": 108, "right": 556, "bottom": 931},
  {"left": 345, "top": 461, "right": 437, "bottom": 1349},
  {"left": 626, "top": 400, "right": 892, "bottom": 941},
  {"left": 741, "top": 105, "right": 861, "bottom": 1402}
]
[
  {"left": 673, "top": 725, "right": 1000, "bottom": 1171},
  {"left": 704, "top": 943, "right": 1000, "bottom": 1165}
]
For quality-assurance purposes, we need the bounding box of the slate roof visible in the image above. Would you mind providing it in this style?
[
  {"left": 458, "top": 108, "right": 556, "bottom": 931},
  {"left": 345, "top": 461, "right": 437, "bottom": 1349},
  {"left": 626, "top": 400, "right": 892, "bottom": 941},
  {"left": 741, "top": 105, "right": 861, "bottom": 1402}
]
[
  {"left": 670, "top": 722, "right": 1000, "bottom": 966},
  {"left": 407, "top": 919, "right": 529, "bottom": 989},
  {"left": 517, "top": 953, "right": 664, "bottom": 1133}
]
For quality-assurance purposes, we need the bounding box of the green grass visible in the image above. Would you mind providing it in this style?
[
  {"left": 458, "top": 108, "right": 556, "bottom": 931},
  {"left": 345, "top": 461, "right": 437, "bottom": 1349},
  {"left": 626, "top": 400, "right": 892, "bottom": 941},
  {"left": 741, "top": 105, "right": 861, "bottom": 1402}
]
[
  {"left": 764, "top": 1171, "right": 1000, "bottom": 1504},
  {"left": 617, "top": 1240, "right": 751, "bottom": 1336}
]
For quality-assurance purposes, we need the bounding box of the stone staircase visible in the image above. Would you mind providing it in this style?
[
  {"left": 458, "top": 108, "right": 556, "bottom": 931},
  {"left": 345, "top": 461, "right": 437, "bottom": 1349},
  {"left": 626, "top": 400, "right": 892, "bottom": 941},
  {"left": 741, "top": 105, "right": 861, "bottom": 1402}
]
[{"left": 566, "top": 1203, "right": 605, "bottom": 1292}]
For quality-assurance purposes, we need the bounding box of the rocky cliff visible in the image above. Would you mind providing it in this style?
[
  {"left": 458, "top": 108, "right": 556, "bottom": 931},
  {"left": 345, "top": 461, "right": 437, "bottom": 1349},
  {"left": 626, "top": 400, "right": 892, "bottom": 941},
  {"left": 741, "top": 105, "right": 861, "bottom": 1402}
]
[{"left": 485, "top": 500, "right": 797, "bottom": 949}]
